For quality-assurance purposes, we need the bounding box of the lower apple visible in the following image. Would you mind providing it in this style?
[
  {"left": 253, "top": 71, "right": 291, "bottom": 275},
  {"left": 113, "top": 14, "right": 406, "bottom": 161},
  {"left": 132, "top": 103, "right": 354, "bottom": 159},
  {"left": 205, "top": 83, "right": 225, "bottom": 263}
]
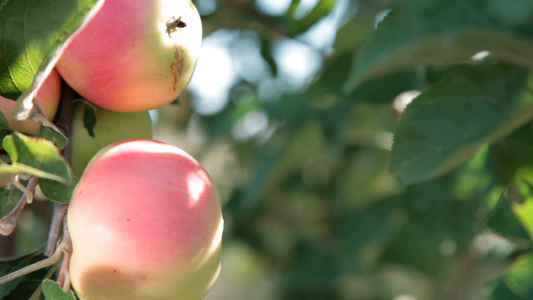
[{"left": 67, "top": 139, "right": 223, "bottom": 300}]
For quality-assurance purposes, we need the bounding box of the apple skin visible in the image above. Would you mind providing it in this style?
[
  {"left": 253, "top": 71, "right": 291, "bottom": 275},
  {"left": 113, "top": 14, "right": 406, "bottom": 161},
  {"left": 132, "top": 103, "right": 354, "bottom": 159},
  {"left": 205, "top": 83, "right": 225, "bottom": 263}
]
[
  {"left": 0, "top": 68, "right": 61, "bottom": 135},
  {"left": 70, "top": 103, "right": 152, "bottom": 177},
  {"left": 57, "top": 0, "right": 202, "bottom": 112},
  {"left": 68, "top": 139, "right": 223, "bottom": 300}
]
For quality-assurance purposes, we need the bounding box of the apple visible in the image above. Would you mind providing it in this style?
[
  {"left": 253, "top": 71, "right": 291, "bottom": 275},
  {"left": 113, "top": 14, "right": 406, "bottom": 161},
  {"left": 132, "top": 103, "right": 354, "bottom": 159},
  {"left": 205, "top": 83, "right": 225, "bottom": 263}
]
[
  {"left": 0, "top": 68, "right": 61, "bottom": 135},
  {"left": 67, "top": 139, "right": 223, "bottom": 300},
  {"left": 56, "top": 0, "right": 202, "bottom": 112},
  {"left": 70, "top": 103, "right": 152, "bottom": 177}
]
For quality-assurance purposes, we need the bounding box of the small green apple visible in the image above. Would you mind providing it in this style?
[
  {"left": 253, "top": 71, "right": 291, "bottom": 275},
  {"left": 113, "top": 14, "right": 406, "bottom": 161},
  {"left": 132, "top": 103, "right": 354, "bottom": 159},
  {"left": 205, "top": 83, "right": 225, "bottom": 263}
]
[{"left": 70, "top": 103, "right": 152, "bottom": 177}]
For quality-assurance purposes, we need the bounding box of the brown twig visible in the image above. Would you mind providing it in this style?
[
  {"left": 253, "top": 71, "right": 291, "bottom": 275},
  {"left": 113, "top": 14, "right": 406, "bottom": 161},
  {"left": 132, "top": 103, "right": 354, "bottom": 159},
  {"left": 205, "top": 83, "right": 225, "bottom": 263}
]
[
  {"left": 57, "top": 215, "right": 72, "bottom": 291},
  {"left": 44, "top": 203, "right": 69, "bottom": 256},
  {"left": 42, "top": 79, "right": 75, "bottom": 288},
  {"left": 0, "top": 242, "right": 64, "bottom": 285},
  {"left": 0, "top": 176, "right": 39, "bottom": 235}
]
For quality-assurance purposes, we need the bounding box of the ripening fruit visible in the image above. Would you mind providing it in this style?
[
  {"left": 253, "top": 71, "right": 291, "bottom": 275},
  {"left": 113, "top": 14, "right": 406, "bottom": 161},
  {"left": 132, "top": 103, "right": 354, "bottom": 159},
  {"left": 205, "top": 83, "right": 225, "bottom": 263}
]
[
  {"left": 57, "top": 0, "right": 202, "bottom": 112},
  {"left": 68, "top": 139, "right": 223, "bottom": 300},
  {"left": 0, "top": 69, "right": 61, "bottom": 135},
  {"left": 70, "top": 103, "right": 152, "bottom": 177}
]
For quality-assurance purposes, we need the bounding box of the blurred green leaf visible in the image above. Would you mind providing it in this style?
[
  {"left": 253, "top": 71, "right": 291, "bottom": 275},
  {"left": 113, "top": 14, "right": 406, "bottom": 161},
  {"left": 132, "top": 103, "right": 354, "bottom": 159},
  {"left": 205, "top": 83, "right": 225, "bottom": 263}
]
[
  {"left": 491, "top": 280, "right": 527, "bottom": 300},
  {"left": 390, "top": 62, "right": 533, "bottom": 185},
  {"left": 344, "top": 0, "right": 533, "bottom": 91},
  {"left": 510, "top": 174, "right": 533, "bottom": 242},
  {"left": 339, "top": 197, "right": 405, "bottom": 272},
  {"left": 267, "top": 121, "right": 325, "bottom": 185},
  {"left": 503, "top": 253, "right": 533, "bottom": 298},
  {"left": 42, "top": 280, "right": 76, "bottom": 300},
  {"left": 282, "top": 247, "right": 338, "bottom": 299},
  {"left": 333, "top": 15, "right": 374, "bottom": 53},
  {"left": 382, "top": 220, "right": 445, "bottom": 276},
  {"left": 486, "top": 189, "right": 532, "bottom": 246},
  {"left": 258, "top": 33, "right": 278, "bottom": 77},
  {"left": 285, "top": 0, "right": 336, "bottom": 36}
]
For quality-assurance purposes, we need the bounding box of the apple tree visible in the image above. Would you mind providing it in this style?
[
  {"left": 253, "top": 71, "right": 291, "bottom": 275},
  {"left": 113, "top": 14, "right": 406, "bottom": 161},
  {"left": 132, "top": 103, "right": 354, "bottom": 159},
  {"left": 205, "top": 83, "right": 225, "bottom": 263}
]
[{"left": 1, "top": 0, "right": 533, "bottom": 299}]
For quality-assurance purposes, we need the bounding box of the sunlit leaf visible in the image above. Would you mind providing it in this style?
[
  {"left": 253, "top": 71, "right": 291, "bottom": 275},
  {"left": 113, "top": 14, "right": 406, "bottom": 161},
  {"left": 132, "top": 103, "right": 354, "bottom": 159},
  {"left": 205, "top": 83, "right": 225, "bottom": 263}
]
[
  {"left": 3, "top": 132, "right": 71, "bottom": 182},
  {"left": 0, "top": 0, "right": 104, "bottom": 121}
]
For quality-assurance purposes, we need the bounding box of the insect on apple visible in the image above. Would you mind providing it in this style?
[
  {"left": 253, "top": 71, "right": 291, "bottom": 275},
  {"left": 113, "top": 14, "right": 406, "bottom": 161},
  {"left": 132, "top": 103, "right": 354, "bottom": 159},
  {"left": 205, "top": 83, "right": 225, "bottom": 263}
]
[{"left": 166, "top": 16, "right": 187, "bottom": 36}]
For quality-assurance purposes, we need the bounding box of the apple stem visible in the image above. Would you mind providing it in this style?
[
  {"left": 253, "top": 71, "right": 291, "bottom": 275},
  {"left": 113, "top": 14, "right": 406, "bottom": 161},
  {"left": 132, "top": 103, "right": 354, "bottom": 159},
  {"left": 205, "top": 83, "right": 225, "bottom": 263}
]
[
  {"left": 0, "top": 176, "right": 38, "bottom": 236},
  {"left": 0, "top": 241, "right": 64, "bottom": 285}
]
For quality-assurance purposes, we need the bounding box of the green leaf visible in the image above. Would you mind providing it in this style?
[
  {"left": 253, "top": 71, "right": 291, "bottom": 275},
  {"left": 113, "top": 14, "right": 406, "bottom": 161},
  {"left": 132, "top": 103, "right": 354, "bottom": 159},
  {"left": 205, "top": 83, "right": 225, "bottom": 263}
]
[
  {"left": 344, "top": 0, "right": 533, "bottom": 91},
  {"left": 258, "top": 32, "right": 278, "bottom": 77},
  {"left": 0, "top": 110, "right": 10, "bottom": 129},
  {"left": 3, "top": 132, "right": 71, "bottom": 182},
  {"left": 0, "top": 0, "right": 104, "bottom": 121},
  {"left": 338, "top": 197, "right": 404, "bottom": 272},
  {"left": 36, "top": 125, "right": 69, "bottom": 150},
  {"left": 486, "top": 189, "right": 532, "bottom": 246},
  {"left": 38, "top": 178, "right": 76, "bottom": 204},
  {"left": 333, "top": 15, "right": 374, "bottom": 53},
  {"left": 0, "top": 110, "right": 14, "bottom": 142},
  {"left": 0, "top": 164, "right": 65, "bottom": 183},
  {"left": 42, "top": 280, "right": 76, "bottom": 300},
  {"left": 285, "top": 0, "right": 336, "bottom": 36},
  {"left": 511, "top": 173, "right": 533, "bottom": 242},
  {"left": 390, "top": 62, "right": 533, "bottom": 184},
  {"left": 0, "top": 183, "right": 23, "bottom": 219},
  {"left": 82, "top": 102, "right": 98, "bottom": 138}
]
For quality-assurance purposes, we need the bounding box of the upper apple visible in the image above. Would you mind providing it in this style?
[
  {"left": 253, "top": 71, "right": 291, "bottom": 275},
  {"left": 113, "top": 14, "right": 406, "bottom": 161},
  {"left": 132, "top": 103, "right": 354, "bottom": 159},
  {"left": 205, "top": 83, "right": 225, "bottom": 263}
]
[{"left": 57, "top": 0, "right": 202, "bottom": 112}]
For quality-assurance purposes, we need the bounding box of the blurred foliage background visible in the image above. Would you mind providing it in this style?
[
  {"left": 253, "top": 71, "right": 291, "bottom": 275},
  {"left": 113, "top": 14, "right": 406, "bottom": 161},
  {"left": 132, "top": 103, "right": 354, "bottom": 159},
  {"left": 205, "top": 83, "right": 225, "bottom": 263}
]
[
  {"left": 2, "top": 0, "right": 533, "bottom": 299},
  {"left": 155, "top": 0, "right": 533, "bottom": 299}
]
